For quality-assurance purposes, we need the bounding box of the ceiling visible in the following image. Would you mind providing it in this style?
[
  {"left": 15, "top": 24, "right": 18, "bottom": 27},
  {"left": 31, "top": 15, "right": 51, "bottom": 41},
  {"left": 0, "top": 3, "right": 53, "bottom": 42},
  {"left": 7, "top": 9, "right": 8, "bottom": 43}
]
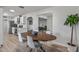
[
  {"left": 39, "top": 13, "right": 53, "bottom": 17},
  {"left": 1, "top": 6, "right": 51, "bottom": 17}
]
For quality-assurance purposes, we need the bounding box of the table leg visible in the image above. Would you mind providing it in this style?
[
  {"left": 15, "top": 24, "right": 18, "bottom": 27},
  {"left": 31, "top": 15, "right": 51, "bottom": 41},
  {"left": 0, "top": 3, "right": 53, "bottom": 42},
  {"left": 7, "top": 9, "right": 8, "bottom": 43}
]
[{"left": 40, "top": 46, "right": 46, "bottom": 52}]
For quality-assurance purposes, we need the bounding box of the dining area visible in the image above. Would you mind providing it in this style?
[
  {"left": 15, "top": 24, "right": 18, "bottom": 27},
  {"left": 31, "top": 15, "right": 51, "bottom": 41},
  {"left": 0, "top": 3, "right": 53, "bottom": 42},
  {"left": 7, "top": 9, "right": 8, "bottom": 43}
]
[
  {"left": 0, "top": 6, "right": 77, "bottom": 52},
  {"left": 5, "top": 13, "right": 69, "bottom": 52},
  {"left": 17, "top": 30, "right": 56, "bottom": 52},
  {"left": 17, "top": 30, "right": 68, "bottom": 52}
]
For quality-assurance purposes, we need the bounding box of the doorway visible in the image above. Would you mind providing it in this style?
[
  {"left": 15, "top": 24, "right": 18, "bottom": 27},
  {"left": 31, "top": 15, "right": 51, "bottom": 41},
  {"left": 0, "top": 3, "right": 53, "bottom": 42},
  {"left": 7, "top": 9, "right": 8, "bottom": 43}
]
[
  {"left": 27, "top": 17, "right": 33, "bottom": 31},
  {"left": 38, "top": 13, "right": 53, "bottom": 34}
]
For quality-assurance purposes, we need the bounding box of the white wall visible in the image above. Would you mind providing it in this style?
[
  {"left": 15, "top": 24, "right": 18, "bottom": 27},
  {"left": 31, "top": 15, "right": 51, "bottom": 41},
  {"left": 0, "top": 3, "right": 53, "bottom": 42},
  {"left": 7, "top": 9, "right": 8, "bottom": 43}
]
[
  {"left": 3, "top": 17, "right": 9, "bottom": 34},
  {"left": 52, "top": 7, "right": 79, "bottom": 46},
  {"left": 47, "top": 15, "right": 52, "bottom": 33},
  {"left": 0, "top": 8, "right": 4, "bottom": 46}
]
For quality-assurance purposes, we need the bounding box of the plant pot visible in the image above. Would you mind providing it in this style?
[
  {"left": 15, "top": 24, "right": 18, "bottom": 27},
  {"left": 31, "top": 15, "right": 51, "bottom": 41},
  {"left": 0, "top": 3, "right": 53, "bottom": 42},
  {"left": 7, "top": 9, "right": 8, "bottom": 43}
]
[{"left": 67, "top": 42, "right": 76, "bottom": 47}]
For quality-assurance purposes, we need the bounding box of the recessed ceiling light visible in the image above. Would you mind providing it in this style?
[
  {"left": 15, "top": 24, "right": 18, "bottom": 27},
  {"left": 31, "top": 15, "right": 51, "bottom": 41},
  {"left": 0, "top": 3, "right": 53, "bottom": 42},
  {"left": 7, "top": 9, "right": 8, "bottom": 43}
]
[{"left": 10, "top": 10, "right": 15, "bottom": 12}]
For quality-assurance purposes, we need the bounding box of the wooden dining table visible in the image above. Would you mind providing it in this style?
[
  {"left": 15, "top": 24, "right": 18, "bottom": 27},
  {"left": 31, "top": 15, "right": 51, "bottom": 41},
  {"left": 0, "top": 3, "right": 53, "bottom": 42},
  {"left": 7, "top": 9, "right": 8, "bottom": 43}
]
[
  {"left": 21, "top": 32, "right": 56, "bottom": 52},
  {"left": 22, "top": 32, "right": 56, "bottom": 41}
]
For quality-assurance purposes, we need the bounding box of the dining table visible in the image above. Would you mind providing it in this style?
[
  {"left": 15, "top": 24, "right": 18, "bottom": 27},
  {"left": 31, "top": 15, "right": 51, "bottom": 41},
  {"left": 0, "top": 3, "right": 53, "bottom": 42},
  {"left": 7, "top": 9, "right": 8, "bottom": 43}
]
[
  {"left": 21, "top": 31, "right": 56, "bottom": 52},
  {"left": 22, "top": 32, "right": 56, "bottom": 41}
]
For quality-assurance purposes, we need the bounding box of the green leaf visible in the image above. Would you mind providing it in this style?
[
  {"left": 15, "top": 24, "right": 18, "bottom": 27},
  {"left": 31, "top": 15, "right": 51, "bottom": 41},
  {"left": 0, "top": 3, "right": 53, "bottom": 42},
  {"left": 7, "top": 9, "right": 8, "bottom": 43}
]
[{"left": 64, "top": 14, "right": 79, "bottom": 26}]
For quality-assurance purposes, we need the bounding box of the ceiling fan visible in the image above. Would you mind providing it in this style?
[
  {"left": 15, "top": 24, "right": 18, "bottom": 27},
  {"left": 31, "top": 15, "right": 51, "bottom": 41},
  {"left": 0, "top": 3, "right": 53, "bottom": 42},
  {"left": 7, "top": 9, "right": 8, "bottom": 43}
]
[{"left": 18, "top": 6, "right": 24, "bottom": 9}]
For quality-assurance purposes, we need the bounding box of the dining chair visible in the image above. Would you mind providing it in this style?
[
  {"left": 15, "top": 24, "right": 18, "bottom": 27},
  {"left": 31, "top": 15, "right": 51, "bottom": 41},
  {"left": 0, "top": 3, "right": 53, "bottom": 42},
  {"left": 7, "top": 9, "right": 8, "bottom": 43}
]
[
  {"left": 27, "top": 36, "right": 36, "bottom": 51},
  {"left": 27, "top": 36, "right": 43, "bottom": 52},
  {"left": 18, "top": 32, "right": 24, "bottom": 46},
  {"left": 17, "top": 32, "right": 28, "bottom": 52},
  {"left": 17, "top": 28, "right": 27, "bottom": 42}
]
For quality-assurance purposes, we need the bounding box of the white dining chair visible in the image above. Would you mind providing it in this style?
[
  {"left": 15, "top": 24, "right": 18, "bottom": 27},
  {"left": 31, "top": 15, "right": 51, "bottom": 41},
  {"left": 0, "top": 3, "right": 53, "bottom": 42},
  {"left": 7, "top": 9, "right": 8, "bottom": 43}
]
[
  {"left": 18, "top": 32, "right": 28, "bottom": 52},
  {"left": 18, "top": 32, "right": 24, "bottom": 46},
  {"left": 17, "top": 28, "right": 27, "bottom": 42},
  {"left": 27, "top": 36, "right": 43, "bottom": 52},
  {"left": 27, "top": 36, "right": 35, "bottom": 48}
]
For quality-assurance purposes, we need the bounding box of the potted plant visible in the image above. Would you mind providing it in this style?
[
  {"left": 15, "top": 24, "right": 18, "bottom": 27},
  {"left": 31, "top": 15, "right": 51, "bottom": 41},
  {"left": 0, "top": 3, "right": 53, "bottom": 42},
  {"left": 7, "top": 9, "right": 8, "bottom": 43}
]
[{"left": 64, "top": 14, "right": 79, "bottom": 46}]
